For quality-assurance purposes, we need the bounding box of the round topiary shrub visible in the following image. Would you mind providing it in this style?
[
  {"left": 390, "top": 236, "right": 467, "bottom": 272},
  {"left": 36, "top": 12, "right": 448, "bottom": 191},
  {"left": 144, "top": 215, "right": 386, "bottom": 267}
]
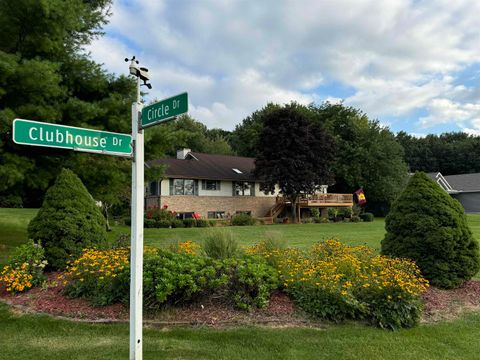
[
  {"left": 27, "top": 168, "right": 107, "bottom": 270},
  {"left": 231, "top": 213, "right": 255, "bottom": 226},
  {"left": 381, "top": 172, "right": 480, "bottom": 289}
]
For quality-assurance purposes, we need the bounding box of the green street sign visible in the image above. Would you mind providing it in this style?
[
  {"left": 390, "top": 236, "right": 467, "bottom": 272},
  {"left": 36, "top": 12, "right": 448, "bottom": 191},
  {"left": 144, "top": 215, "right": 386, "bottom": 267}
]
[
  {"left": 141, "top": 92, "right": 188, "bottom": 128},
  {"left": 13, "top": 119, "right": 132, "bottom": 157}
]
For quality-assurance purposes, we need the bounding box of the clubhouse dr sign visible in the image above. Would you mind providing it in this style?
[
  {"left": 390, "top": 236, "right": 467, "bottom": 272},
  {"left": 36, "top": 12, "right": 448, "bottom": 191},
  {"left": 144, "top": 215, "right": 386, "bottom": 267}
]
[{"left": 13, "top": 119, "right": 132, "bottom": 156}]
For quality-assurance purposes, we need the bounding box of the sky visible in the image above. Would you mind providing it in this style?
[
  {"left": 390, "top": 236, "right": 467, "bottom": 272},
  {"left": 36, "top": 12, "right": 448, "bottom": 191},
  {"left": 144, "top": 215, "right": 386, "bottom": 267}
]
[{"left": 86, "top": 0, "right": 480, "bottom": 135}]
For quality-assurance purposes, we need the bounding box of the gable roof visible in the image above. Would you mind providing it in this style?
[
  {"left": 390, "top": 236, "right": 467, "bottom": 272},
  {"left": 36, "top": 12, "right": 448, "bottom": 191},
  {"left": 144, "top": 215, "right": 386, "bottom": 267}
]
[
  {"left": 147, "top": 152, "right": 256, "bottom": 181},
  {"left": 443, "top": 173, "right": 480, "bottom": 192},
  {"left": 427, "top": 172, "right": 480, "bottom": 193}
]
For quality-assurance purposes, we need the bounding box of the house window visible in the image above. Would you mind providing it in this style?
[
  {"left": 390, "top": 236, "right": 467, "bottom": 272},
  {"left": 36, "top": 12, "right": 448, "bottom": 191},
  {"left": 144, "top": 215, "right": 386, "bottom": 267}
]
[
  {"left": 235, "top": 211, "right": 252, "bottom": 216},
  {"left": 202, "top": 180, "right": 221, "bottom": 191},
  {"left": 176, "top": 212, "right": 194, "bottom": 219},
  {"left": 233, "top": 182, "right": 254, "bottom": 196},
  {"left": 149, "top": 181, "right": 159, "bottom": 196},
  {"left": 208, "top": 211, "right": 225, "bottom": 219},
  {"left": 170, "top": 179, "right": 198, "bottom": 195}
]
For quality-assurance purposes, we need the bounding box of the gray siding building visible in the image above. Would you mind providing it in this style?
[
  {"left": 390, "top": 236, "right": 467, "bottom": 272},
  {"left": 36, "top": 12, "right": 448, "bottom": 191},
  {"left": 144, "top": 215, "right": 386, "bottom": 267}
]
[{"left": 428, "top": 172, "right": 480, "bottom": 214}]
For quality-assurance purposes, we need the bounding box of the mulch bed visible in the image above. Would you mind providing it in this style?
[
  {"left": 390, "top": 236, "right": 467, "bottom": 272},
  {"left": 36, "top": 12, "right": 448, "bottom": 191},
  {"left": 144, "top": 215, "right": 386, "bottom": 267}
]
[
  {"left": 1, "top": 272, "right": 480, "bottom": 326},
  {"left": 422, "top": 280, "right": 480, "bottom": 322}
]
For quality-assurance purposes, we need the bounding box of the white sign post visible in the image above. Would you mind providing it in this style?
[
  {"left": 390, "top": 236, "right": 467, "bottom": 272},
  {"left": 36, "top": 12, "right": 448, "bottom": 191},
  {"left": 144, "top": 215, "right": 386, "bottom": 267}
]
[
  {"left": 130, "top": 74, "right": 144, "bottom": 360},
  {"left": 126, "top": 56, "right": 188, "bottom": 359}
]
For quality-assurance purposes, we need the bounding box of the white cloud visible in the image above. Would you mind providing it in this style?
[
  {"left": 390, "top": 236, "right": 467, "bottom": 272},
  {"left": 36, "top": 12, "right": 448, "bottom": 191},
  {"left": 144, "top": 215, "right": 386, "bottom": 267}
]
[{"left": 85, "top": 0, "right": 480, "bottom": 132}]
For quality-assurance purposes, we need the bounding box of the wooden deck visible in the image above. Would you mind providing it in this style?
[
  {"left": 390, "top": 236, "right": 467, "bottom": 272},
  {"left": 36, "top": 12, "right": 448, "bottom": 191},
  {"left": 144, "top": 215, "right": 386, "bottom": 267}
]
[{"left": 298, "top": 193, "right": 353, "bottom": 207}]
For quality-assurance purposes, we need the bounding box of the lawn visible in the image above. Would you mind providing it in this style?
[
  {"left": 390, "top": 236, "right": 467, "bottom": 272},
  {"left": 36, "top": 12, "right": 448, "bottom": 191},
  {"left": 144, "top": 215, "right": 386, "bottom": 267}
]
[
  {"left": 0, "top": 208, "right": 38, "bottom": 265},
  {"left": 1, "top": 301, "right": 480, "bottom": 359},
  {"left": 2, "top": 208, "right": 480, "bottom": 359}
]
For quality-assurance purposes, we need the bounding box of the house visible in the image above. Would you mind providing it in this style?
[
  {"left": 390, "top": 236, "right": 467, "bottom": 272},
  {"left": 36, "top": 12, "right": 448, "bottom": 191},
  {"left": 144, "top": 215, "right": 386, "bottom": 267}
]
[
  {"left": 145, "top": 149, "right": 353, "bottom": 221},
  {"left": 428, "top": 172, "right": 480, "bottom": 213}
]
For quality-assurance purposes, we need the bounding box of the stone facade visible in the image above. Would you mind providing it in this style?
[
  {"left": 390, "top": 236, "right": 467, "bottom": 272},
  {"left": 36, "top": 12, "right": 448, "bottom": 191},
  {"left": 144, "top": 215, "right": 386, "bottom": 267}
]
[{"left": 146, "top": 195, "right": 277, "bottom": 218}]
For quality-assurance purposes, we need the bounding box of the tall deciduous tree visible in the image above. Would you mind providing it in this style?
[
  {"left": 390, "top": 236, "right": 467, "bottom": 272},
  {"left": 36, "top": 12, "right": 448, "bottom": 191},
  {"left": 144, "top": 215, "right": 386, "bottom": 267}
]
[
  {"left": 254, "top": 103, "right": 336, "bottom": 222},
  {"left": 312, "top": 103, "right": 409, "bottom": 215},
  {"left": 397, "top": 131, "right": 480, "bottom": 175}
]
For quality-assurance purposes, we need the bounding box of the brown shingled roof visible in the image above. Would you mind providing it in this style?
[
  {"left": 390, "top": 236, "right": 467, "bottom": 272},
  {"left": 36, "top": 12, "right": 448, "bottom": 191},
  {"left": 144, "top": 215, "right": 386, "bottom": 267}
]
[{"left": 147, "top": 152, "right": 257, "bottom": 181}]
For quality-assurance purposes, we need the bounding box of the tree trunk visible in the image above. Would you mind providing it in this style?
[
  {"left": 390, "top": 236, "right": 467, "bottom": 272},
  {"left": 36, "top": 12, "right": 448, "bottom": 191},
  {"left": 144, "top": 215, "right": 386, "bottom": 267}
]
[{"left": 290, "top": 195, "right": 298, "bottom": 223}]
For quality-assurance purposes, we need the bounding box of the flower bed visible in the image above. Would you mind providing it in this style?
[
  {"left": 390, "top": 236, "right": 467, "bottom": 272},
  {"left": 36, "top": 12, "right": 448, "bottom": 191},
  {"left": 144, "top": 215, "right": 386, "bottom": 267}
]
[{"left": 249, "top": 239, "right": 429, "bottom": 329}]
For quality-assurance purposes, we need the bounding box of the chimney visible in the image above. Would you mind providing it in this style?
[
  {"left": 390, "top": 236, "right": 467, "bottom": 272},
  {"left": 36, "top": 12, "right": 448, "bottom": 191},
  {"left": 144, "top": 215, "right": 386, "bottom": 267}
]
[{"left": 176, "top": 148, "right": 191, "bottom": 159}]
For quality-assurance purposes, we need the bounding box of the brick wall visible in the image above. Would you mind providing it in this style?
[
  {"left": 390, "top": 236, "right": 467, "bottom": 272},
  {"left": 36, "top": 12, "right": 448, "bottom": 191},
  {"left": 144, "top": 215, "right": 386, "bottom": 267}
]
[{"left": 149, "top": 195, "right": 276, "bottom": 218}]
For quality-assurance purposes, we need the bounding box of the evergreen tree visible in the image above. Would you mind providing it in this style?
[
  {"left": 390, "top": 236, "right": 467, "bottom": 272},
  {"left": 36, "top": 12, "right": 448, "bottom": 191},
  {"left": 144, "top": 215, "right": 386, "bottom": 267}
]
[
  {"left": 381, "top": 172, "right": 480, "bottom": 288},
  {"left": 28, "top": 168, "right": 107, "bottom": 270}
]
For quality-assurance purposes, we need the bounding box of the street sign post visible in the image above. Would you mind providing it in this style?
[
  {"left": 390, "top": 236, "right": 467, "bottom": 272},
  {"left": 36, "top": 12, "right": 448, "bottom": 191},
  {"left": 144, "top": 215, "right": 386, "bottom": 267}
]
[
  {"left": 141, "top": 92, "right": 188, "bottom": 128},
  {"left": 12, "top": 119, "right": 132, "bottom": 157}
]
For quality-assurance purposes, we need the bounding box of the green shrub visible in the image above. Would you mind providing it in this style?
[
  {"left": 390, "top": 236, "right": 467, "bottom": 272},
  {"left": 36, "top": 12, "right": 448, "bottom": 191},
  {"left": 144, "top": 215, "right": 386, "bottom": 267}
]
[
  {"left": 327, "top": 207, "right": 339, "bottom": 220},
  {"left": 350, "top": 215, "right": 361, "bottom": 222},
  {"left": 144, "top": 219, "right": 156, "bottom": 228},
  {"left": 231, "top": 213, "right": 255, "bottom": 226},
  {"left": 143, "top": 249, "right": 228, "bottom": 307},
  {"left": 0, "top": 194, "right": 23, "bottom": 208},
  {"left": 183, "top": 218, "right": 197, "bottom": 228},
  {"left": 222, "top": 255, "right": 278, "bottom": 310},
  {"left": 381, "top": 172, "right": 480, "bottom": 289},
  {"left": 27, "top": 168, "right": 107, "bottom": 270},
  {"left": 310, "top": 208, "right": 320, "bottom": 218},
  {"left": 196, "top": 219, "right": 208, "bottom": 227},
  {"left": 124, "top": 217, "right": 131, "bottom": 226},
  {"left": 360, "top": 212, "right": 374, "bottom": 222},
  {"left": 203, "top": 229, "right": 239, "bottom": 260},
  {"left": 208, "top": 220, "right": 216, "bottom": 227},
  {"left": 155, "top": 220, "right": 172, "bottom": 228},
  {"left": 171, "top": 219, "right": 185, "bottom": 228},
  {"left": 340, "top": 207, "right": 352, "bottom": 218}
]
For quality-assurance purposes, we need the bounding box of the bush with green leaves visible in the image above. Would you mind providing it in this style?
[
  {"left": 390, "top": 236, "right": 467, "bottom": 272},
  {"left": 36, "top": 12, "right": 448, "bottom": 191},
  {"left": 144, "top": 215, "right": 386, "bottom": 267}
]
[
  {"left": 171, "top": 219, "right": 185, "bottom": 228},
  {"left": 360, "top": 212, "right": 374, "bottom": 222},
  {"left": 310, "top": 208, "right": 320, "bottom": 218},
  {"left": 221, "top": 255, "right": 279, "bottom": 310},
  {"left": 143, "top": 249, "right": 228, "bottom": 307},
  {"left": 381, "top": 172, "right": 480, "bottom": 289},
  {"left": 340, "top": 207, "right": 353, "bottom": 218},
  {"left": 203, "top": 229, "right": 239, "bottom": 260},
  {"left": 144, "top": 219, "right": 156, "bottom": 228},
  {"left": 183, "top": 218, "right": 197, "bottom": 228},
  {"left": 231, "top": 213, "right": 255, "bottom": 226},
  {"left": 155, "top": 220, "right": 172, "bottom": 228},
  {"left": 196, "top": 219, "right": 209, "bottom": 227},
  {"left": 27, "top": 169, "right": 107, "bottom": 270},
  {"left": 327, "top": 207, "right": 339, "bottom": 220}
]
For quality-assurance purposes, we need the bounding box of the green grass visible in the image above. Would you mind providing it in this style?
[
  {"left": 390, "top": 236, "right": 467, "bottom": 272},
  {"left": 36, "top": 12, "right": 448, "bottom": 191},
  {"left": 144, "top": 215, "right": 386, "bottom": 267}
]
[
  {"left": 0, "top": 208, "right": 38, "bottom": 265},
  {"left": 109, "top": 220, "right": 388, "bottom": 251},
  {"left": 1, "top": 301, "right": 480, "bottom": 359}
]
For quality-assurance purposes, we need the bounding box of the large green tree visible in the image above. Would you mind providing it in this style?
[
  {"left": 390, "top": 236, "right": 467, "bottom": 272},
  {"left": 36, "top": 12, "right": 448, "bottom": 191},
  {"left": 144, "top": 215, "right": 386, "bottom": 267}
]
[
  {"left": 397, "top": 131, "right": 480, "bottom": 175},
  {"left": 253, "top": 103, "right": 336, "bottom": 222},
  {"left": 0, "top": 0, "right": 136, "bottom": 207},
  {"left": 381, "top": 172, "right": 480, "bottom": 288},
  {"left": 231, "top": 102, "right": 408, "bottom": 215},
  {"left": 312, "top": 103, "right": 409, "bottom": 215}
]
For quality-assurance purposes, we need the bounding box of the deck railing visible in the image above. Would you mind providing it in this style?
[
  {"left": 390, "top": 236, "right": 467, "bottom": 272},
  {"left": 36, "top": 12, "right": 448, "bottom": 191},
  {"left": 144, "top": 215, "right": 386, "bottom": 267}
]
[{"left": 298, "top": 193, "right": 353, "bottom": 206}]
